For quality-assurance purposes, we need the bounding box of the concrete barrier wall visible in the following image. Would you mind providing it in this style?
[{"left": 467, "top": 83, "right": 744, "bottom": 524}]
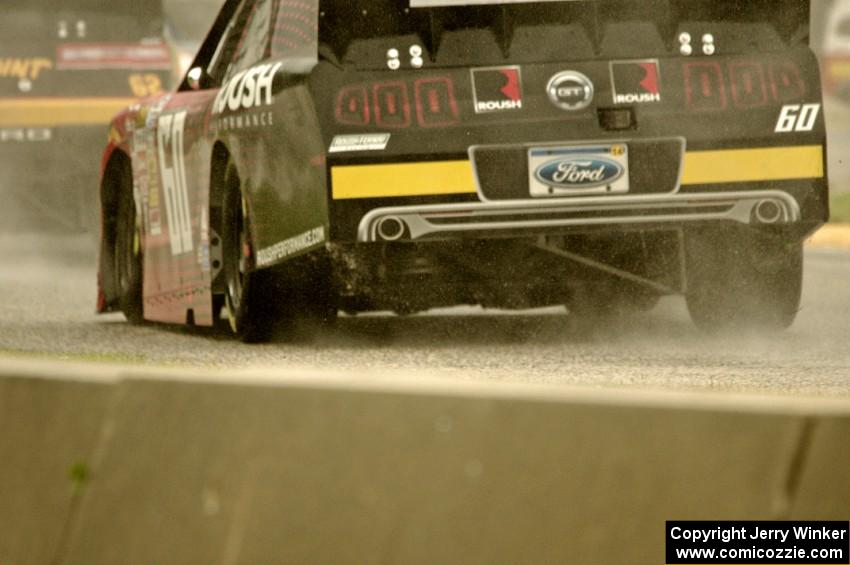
[
  {"left": 0, "top": 366, "right": 114, "bottom": 565},
  {"left": 790, "top": 417, "right": 850, "bottom": 519},
  {"left": 0, "top": 362, "right": 848, "bottom": 565}
]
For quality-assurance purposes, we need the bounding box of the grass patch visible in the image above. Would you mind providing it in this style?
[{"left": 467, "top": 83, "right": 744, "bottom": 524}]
[
  {"left": 831, "top": 193, "right": 850, "bottom": 223},
  {"left": 0, "top": 348, "right": 150, "bottom": 366}
]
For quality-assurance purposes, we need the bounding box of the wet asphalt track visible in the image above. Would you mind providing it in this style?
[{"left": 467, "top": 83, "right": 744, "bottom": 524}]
[{"left": 0, "top": 233, "right": 848, "bottom": 397}]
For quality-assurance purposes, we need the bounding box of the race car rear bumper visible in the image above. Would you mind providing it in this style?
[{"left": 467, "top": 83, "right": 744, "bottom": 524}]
[{"left": 356, "top": 190, "right": 802, "bottom": 242}]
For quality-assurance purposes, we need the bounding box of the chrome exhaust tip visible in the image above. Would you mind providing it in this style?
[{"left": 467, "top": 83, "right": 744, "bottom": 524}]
[
  {"left": 376, "top": 216, "right": 406, "bottom": 241},
  {"left": 754, "top": 200, "right": 783, "bottom": 225}
]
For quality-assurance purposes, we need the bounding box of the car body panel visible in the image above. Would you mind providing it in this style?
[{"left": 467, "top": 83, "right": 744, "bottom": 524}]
[
  {"left": 311, "top": 48, "right": 827, "bottom": 241},
  {"left": 100, "top": 0, "right": 329, "bottom": 323}
]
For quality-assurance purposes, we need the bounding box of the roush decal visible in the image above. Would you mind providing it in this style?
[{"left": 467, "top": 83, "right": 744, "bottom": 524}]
[
  {"left": 610, "top": 60, "right": 661, "bottom": 104},
  {"left": 471, "top": 66, "right": 523, "bottom": 113},
  {"left": 329, "top": 133, "right": 391, "bottom": 153},
  {"left": 212, "top": 62, "right": 282, "bottom": 115},
  {"left": 212, "top": 62, "right": 282, "bottom": 132},
  {"left": 546, "top": 71, "right": 594, "bottom": 111},
  {"left": 256, "top": 226, "right": 326, "bottom": 267},
  {"left": 215, "top": 112, "right": 275, "bottom": 132}
]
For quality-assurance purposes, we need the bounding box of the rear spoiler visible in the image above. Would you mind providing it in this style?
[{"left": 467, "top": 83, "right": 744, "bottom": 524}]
[
  {"left": 407, "top": 0, "right": 811, "bottom": 45},
  {"left": 320, "top": 1, "right": 812, "bottom": 61}
]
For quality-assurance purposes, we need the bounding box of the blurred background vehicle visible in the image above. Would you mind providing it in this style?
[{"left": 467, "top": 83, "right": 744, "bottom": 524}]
[
  {"left": 0, "top": 0, "right": 224, "bottom": 234},
  {"left": 0, "top": 0, "right": 170, "bottom": 232},
  {"left": 821, "top": 0, "right": 850, "bottom": 100}
]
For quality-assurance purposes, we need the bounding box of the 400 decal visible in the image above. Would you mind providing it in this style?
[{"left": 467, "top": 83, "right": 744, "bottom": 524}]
[{"left": 335, "top": 77, "right": 460, "bottom": 128}]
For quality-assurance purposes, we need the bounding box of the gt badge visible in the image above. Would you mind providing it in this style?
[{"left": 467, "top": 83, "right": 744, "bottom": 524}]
[
  {"left": 471, "top": 66, "right": 523, "bottom": 113},
  {"left": 546, "top": 71, "right": 594, "bottom": 111},
  {"left": 610, "top": 60, "right": 661, "bottom": 104}
]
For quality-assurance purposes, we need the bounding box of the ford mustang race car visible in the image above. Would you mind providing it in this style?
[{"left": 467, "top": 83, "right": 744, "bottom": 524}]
[{"left": 97, "top": 0, "right": 828, "bottom": 341}]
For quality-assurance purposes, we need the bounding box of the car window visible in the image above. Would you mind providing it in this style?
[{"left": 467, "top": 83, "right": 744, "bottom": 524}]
[
  {"left": 270, "top": 0, "right": 318, "bottom": 61},
  {"left": 206, "top": 0, "right": 253, "bottom": 83},
  {"left": 226, "top": 0, "right": 274, "bottom": 78}
]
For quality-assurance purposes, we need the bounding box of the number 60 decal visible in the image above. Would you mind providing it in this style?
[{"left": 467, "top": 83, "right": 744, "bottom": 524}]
[
  {"left": 775, "top": 104, "right": 821, "bottom": 133},
  {"left": 157, "top": 111, "right": 194, "bottom": 256}
]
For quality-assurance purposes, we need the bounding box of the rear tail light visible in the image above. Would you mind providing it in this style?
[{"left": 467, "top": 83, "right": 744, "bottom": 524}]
[
  {"left": 335, "top": 77, "right": 459, "bottom": 128},
  {"left": 684, "top": 61, "right": 805, "bottom": 110}
]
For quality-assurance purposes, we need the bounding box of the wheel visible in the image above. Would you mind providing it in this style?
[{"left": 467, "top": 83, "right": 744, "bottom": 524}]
[
  {"left": 685, "top": 228, "right": 803, "bottom": 332},
  {"left": 221, "top": 164, "right": 277, "bottom": 343},
  {"left": 220, "top": 161, "right": 337, "bottom": 342},
  {"left": 113, "top": 164, "right": 143, "bottom": 324}
]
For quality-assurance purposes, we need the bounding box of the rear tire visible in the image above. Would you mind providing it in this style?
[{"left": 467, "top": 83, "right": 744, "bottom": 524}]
[
  {"left": 221, "top": 164, "right": 277, "bottom": 343},
  {"left": 114, "top": 164, "right": 143, "bottom": 324},
  {"left": 220, "top": 161, "right": 337, "bottom": 343},
  {"left": 685, "top": 228, "right": 802, "bottom": 332}
]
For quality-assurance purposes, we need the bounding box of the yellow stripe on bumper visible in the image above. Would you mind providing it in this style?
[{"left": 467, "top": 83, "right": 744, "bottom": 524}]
[
  {"left": 0, "top": 97, "right": 136, "bottom": 127},
  {"left": 681, "top": 145, "right": 824, "bottom": 185},
  {"left": 331, "top": 145, "right": 824, "bottom": 200},
  {"left": 332, "top": 160, "right": 476, "bottom": 200}
]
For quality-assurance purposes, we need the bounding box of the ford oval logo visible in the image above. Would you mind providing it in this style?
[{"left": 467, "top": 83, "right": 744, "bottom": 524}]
[{"left": 535, "top": 157, "right": 624, "bottom": 189}]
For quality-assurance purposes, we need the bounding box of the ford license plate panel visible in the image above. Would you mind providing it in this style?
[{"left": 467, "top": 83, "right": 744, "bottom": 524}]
[{"left": 528, "top": 144, "right": 630, "bottom": 197}]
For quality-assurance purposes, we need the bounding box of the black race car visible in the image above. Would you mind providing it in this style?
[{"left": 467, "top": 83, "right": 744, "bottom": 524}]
[{"left": 97, "top": 0, "right": 828, "bottom": 341}]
